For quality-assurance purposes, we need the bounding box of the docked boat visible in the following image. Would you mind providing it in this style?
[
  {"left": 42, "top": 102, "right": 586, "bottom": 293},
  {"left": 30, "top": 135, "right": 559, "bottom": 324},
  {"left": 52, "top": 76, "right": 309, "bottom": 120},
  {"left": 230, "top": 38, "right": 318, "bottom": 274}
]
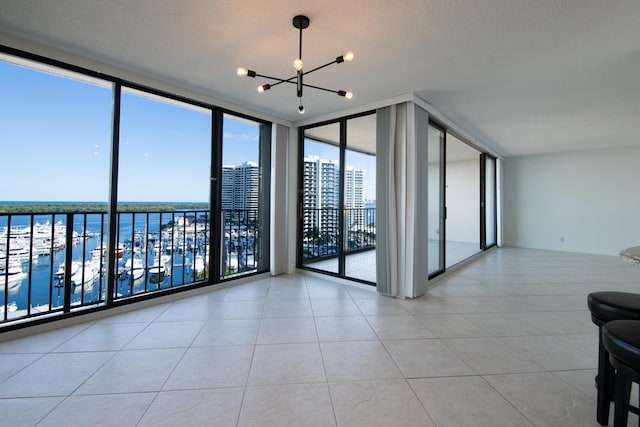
[
  {"left": 54, "top": 261, "right": 97, "bottom": 289},
  {"left": 122, "top": 256, "right": 145, "bottom": 280},
  {"left": 54, "top": 261, "right": 81, "bottom": 282},
  {"left": 1, "top": 261, "right": 28, "bottom": 291},
  {"left": 149, "top": 254, "right": 171, "bottom": 283}
]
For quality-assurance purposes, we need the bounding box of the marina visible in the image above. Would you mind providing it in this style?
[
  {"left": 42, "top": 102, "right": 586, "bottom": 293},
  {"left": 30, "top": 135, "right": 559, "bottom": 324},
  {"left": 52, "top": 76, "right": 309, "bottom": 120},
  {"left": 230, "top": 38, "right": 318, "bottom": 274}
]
[{"left": 1, "top": 208, "right": 260, "bottom": 320}]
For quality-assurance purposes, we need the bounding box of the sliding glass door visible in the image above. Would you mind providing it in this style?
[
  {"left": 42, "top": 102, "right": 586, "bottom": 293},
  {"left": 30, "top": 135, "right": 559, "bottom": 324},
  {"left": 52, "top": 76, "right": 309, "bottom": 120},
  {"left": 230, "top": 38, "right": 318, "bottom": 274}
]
[
  {"left": 299, "top": 112, "right": 376, "bottom": 284},
  {"left": 428, "top": 120, "right": 498, "bottom": 276},
  {"left": 427, "top": 123, "right": 445, "bottom": 277}
]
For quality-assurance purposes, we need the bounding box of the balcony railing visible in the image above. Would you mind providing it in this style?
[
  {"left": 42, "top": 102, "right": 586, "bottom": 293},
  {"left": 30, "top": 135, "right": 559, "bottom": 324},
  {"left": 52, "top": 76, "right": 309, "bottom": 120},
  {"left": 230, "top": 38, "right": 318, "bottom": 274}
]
[
  {"left": 1, "top": 208, "right": 261, "bottom": 324},
  {"left": 302, "top": 207, "right": 376, "bottom": 261}
]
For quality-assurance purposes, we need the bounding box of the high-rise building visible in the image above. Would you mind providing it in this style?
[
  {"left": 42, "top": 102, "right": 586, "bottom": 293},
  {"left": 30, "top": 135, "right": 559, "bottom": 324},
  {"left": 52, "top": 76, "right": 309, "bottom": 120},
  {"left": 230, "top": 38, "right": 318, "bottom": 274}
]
[
  {"left": 221, "top": 161, "right": 260, "bottom": 220},
  {"left": 302, "top": 155, "right": 365, "bottom": 252}
]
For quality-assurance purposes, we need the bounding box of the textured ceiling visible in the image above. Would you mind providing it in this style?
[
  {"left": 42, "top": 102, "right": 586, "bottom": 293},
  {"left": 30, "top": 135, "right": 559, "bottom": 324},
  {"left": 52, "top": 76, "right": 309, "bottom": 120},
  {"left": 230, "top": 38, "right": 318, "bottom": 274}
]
[{"left": 0, "top": 0, "right": 639, "bottom": 157}]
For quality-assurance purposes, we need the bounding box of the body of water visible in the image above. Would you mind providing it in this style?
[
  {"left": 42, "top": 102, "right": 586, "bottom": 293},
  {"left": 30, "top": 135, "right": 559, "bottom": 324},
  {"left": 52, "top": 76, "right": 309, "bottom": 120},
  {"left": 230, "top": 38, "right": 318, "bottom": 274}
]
[{"left": 1, "top": 209, "right": 208, "bottom": 315}]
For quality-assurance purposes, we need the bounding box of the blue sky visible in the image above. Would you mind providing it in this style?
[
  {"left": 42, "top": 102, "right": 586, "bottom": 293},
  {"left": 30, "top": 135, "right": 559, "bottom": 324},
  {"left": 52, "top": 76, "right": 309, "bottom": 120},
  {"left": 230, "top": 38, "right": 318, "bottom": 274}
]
[
  {"left": 0, "top": 60, "right": 258, "bottom": 203},
  {"left": 0, "top": 57, "right": 373, "bottom": 203}
]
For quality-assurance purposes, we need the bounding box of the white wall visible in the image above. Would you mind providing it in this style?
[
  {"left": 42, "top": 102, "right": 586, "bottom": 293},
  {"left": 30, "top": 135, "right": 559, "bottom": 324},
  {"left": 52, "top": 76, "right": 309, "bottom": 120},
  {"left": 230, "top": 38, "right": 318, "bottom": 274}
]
[{"left": 503, "top": 146, "right": 640, "bottom": 255}]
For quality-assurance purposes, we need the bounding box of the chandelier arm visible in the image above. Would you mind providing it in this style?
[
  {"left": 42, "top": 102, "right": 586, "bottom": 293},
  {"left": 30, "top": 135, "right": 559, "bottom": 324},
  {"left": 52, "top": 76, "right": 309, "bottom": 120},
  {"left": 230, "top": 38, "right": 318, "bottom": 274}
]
[
  {"left": 301, "top": 59, "right": 340, "bottom": 76},
  {"left": 301, "top": 83, "right": 341, "bottom": 95},
  {"left": 254, "top": 72, "right": 297, "bottom": 84}
]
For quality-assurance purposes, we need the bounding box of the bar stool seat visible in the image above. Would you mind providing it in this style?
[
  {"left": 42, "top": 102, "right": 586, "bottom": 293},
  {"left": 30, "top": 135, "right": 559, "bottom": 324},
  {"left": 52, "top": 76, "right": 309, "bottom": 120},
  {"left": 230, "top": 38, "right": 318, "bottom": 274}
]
[
  {"left": 588, "top": 292, "right": 640, "bottom": 325},
  {"left": 588, "top": 292, "right": 640, "bottom": 425},
  {"left": 602, "top": 320, "right": 640, "bottom": 427}
]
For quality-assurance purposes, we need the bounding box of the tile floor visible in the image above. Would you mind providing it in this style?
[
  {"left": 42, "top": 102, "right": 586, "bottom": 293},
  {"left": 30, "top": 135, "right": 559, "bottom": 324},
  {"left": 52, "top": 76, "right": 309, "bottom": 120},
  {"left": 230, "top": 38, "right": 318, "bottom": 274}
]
[{"left": 1, "top": 247, "right": 639, "bottom": 426}]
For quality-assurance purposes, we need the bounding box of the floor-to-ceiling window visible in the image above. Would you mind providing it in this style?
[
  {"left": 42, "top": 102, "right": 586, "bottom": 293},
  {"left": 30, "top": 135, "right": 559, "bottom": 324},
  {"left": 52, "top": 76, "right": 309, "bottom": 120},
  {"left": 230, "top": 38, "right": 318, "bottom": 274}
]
[
  {"left": 0, "top": 48, "right": 270, "bottom": 327},
  {"left": 220, "top": 113, "right": 270, "bottom": 280},
  {"left": 482, "top": 154, "right": 497, "bottom": 248},
  {"left": 117, "top": 88, "right": 212, "bottom": 297},
  {"left": 445, "top": 132, "right": 482, "bottom": 268},
  {"left": 427, "top": 119, "right": 497, "bottom": 276},
  {"left": 298, "top": 112, "right": 376, "bottom": 284},
  {"left": 427, "top": 123, "right": 445, "bottom": 277},
  {"left": 344, "top": 114, "right": 376, "bottom": 282},
  {"left": 0, "top": 54, "right": 112, "bottom": 319}
]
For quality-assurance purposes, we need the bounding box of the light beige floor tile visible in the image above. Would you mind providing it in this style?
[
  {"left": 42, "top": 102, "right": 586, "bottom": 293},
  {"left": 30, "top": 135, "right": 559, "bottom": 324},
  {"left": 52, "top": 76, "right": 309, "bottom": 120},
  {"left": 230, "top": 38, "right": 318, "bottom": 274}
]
[
  {"left": 315, "top": 316, "right": 378, "bottom": 342},
  {"left": 330, "top": 379, "right": 434, "bottom": 426},
  {"left": 0, "top": 353, "right": 41, "bottom": 382},
  {"left": 257, "top": 317, "right": 317, "bottom": 344},
  {"left": 208, "top": 300, "right": 265, "bottom": 319},
  {"left": 0, "top": 396, "right": 64, "bottom": 427},
  {"left": 178, "top": 287, "right": 228, "bottom": 303},
  {"left": 0, "top": 351, "right": 114, "bottom": 397},
  {"left": 37, "top": 392, "right": 155, "bottom": 427},
  {"left": 97, "top": 304, "right": 168, "bottom": 323},
  {"left": 265, "top": 285, "right": 309, "bottom": 300},
  {"left": 76, "top": 348, "right": 184, "bottom": 394},
  {"left": 443, "top": 337, "right": 544, "bottom": 375},
  {"left": 248, "top": 343, "right": 325, "bottom": 385},
  {"left": 500, "top": 335, "right": 596, "bottom": 371},
  {"left": 345, "top": 286, "right": 379, "bottom": 299},
  {"left": 553, "top": 369, "right": 597, "bottom": 400},
  {"left": 311, "top": 298, "right": 361, "bottom": 316},
  {"left": 163, "top": 345, "right": 253, "bottom": 389},
  {"left": 0, "top": 323, "right": 91, "bottom": 354},
  {"left": 366, "top": 316, "right": 435, "bottom": 340},
  {"left": 485, "top": 372, "right": 599, "bottom": 426},
  {"left": 383, "top": 339, "right": 475, "bottom": 378},
  {"left": 463, "top": 312, "right": 546, "bottom": 337},
  {"left": 192, "top": 318, "right": 260, "bottom": 346},
  {"left": 52, "top": 322, "right": 148, "bottom": 352},
  {"left": 554, "top": 332, "right": 599, "bottom": 357},
  {"left": 139, "top": 388, "right": 244, "bottom": 427},
  {"left": 307, "top": 284, "right": 352, "bottom": 299},
  {"left": 354, "top": 298, "right": 411, "bottom": 316},
  {"left": 239, "top": 383, "right": 335, "bottom": 427},
  {"left": 515, "top": 311, "right": 594, "bottom": 335},
  {"left": 409, "top": 376, "right": 534, "bottom": 427},
  {"left": 155, "top": 301, "right": 216, "bottom": 322},
  {"left": 124, "top": 320, "right": 204, "bottom": 349},
  {"left": 263, "top": 299, "right": 313, "bottom": 317},
  {"left": 432, "top": 297, "right": 503, "bottom": 314},
  {"left": 222, "top": 283, "right": 269, "bottom": 301},
  {"left": 320, "top": 341, "right": 402, "bottom": 381},
  {"left": 415, "top": 313, "right": 491, "bottom": 338},
  {"left": 400, "top": 297, "right": 458, "bottom": 315}
]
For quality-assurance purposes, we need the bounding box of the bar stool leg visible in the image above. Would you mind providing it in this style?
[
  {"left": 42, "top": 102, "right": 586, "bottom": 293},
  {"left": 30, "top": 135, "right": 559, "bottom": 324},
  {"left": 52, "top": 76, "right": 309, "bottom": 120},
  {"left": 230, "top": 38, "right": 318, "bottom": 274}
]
[
  {"left": 597, "top": 332, "right": 613, "bottom": 425},
  {"left": 612, "top": 370, "right": 631, "bottom": 427}
]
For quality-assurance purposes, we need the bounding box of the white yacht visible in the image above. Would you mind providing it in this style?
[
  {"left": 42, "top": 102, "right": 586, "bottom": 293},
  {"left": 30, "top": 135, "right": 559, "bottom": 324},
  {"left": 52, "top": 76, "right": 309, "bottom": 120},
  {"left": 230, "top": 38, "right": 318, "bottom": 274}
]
[{"left": 0, "top": 261, "right": 27, "bottom": 291}]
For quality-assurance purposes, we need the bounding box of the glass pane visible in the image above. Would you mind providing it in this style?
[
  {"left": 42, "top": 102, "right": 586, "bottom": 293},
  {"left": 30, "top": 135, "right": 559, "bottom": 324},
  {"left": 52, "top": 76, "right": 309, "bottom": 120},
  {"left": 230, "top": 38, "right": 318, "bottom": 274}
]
[
  {"left": 118, "top": 88, "right": 211, "bottom": 296},
  {"left": 302, "top": 123, "right": 340, "bottom": 274},
  {"left": 428, "top": 125, "right": 445, "bottom": 275},
  {"left": 445, "top": 133, "right": 481, "bottom": 268},
  {"left": 344, "top": 114, "right": 376, "bottom": 283},
  {"left": 0, "top": 55, "right": 112, "bottom": 318},
  {"left": 485, "top": 156, "right": 497, "bottom": 247},
  {"left": 221, "top": 114, "right": 264, "bottom": 279}
]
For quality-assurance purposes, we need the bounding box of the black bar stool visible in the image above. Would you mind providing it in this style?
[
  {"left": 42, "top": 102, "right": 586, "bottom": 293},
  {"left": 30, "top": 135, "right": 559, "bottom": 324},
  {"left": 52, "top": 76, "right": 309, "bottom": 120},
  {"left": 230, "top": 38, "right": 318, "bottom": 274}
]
[
  {"left": 588, "top": 292, "right": 640, "bottom": 425},
  {"left": 602, "top": 320, "right": 640, "bottom": 427}
]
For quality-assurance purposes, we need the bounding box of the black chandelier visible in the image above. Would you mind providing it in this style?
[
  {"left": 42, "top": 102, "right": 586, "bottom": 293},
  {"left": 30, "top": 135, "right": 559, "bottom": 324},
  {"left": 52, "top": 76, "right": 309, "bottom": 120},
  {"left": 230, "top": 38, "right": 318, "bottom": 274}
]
[{"left": 237, "top": 15, "right": 354, "bottom": 115}]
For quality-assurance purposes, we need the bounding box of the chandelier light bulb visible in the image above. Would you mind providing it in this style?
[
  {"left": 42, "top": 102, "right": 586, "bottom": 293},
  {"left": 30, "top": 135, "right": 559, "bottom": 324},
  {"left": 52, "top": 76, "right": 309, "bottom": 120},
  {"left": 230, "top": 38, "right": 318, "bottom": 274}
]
[
  {"left": 237, "top": 67, "right": 248, "bottom": 76},
  {"left": 343, "top": 52, "right": 354, "bottom": 62},
  {"left": 293, "top": 58, "right": 303, "bottom": 71},
  {"left": 345, "top": 91, "right": 353, "bottom": 99},
  {"left": 258, "top": 84, "right": 271, "bottom": 93}
]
